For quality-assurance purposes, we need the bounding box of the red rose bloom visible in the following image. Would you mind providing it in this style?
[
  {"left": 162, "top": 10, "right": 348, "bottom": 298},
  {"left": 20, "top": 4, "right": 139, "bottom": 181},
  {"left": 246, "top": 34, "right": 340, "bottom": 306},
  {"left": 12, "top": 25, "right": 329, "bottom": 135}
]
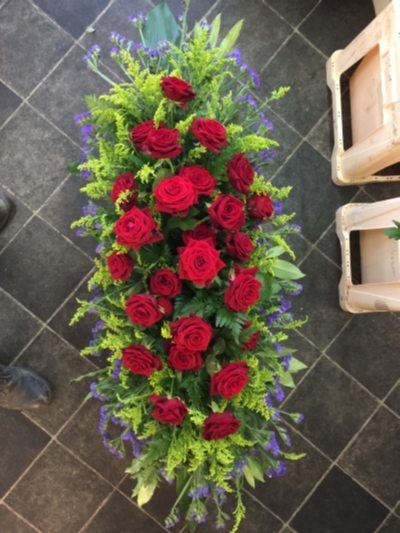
[
  {"left": 208, "top": 194, "right": 246, "bottom": 231},
  {"left": 153, "top": 176, "right": 198, "bottom": 217},
  {"left": 189, "top": 118, "right": 229, "bottom": 153},
  {"left": 142, "top": 127, "right": 182, "bottom": 159},
  {"left": 211, "top": 362, "right": 250, "bottom": 400},
  {"left": 122, "top": 344, "right": 163, "bottom": 377},
  {"left": 179, "top": 238, "right": 226, "bottom": 288},
  {"left": 241, "top": 320, "right": 261, "bottom": 350},
  {"left": 247, "top": 193, "right": 274, "bottom": 220},
  {"left": 182, "top": 223, "right": 217, "bottom": 246},
  {"left": 225, "top": 232, "right": 254, "bottom": 262},
  {"left": 157, "top": 297, "right": 173, "bottom": 316},
  {"left": 107, "top": 251, "right": 134, "bottom": 281},
  {"left": 114, "top": 207, "right": 163, "bottom": 251},
  {"left": 125, "top": 294, "right": 163, "bottom": 327},
  {"left": 224, "top": 265, "right": 262, "bottom": 312},
  {"left": 167, "top": 346, "right": 203, "bottom": 372},
  {"left": 179, "top": 165, "right": 217, "bottom": 196},
  {"left": 150, "top": 268, "right": 182, "bottom": 298},
  {"left": 148, "top": 394, "right": 188, "bottom": 425},
  {"left": 202, "top": 412, "right": 241, "bottom": 441},
  {"left": 170, "top": 315, "right": 213, "bottom": 352},
  {"left": 130, "top": 120, "right": 163, "bottom": 150},
  {"left": 161, "top": 76, "right": 196, "bottom": 109},
  {"left": 226, "top": 153, "right": 254, "bottom": 194},
  {"left": 110, "top": 172, "right": 138, "bottom": 212}
]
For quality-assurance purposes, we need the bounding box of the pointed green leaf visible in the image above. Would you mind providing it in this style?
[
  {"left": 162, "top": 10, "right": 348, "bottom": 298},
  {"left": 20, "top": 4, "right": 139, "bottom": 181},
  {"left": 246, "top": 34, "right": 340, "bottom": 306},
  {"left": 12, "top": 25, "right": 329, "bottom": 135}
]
[
  {"left": 85, "top": 26, "right": 96, "bottom": 34},
  {"left": 288, "top": 357, "right": 308, "bottom": 373},
  {"left": 272, "top": 259, "right": 305, "bottom": 280},
  {"left": 193, "top": 21, "right": 202, "bottom": 39},
  {"left": 243, "top": 465, "right": 256, "bottom": 488},
  {"left": 142, "top": 1, "right": 181, "bottom": 49},
  {"left": 68, "top": 161, "right": 81, "bottom": 176},
  {"left": 217, "top": 19, "right": 244, "bottom": 58},
  {"left": 209, "top": 13, "right": 221, "bottom": 47},
  {"left": 138, "top": 482, "right": 157, "bottom": 507},
  {"left": 247, "top": 456, "right": 265, "bottom": 482},
  {"left": 279, "top": 371, "right": 296, "bottom": 388},
  {"left": 266, "top": 245, "right": 286, "bottom": 258}
]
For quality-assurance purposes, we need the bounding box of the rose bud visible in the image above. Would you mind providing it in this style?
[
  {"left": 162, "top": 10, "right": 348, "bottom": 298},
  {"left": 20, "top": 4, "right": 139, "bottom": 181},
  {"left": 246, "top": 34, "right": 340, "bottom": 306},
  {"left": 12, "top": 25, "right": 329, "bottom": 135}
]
[
  {"left": 208, "top": 194, "right": 246, "bottom": 231},
  {"left": 189, "top": 118, "right": 229, "bottom": 153},
  {"left": 211, "top": 362, "right": 250, "bottom": 400},
  {"left": 161, "top": 76, "right": 196, "bottom": 109},
  {"left": 107, "top": 251, "right": 134, "bottom": 281},
  {"left": 225, "top": 232, "right": 254, "bottom": 262},
  {"left": 150, "top": 268, "right": 182, "bottom": 298},
  {"left": 179, "top": 165, "right": 217, "bottom": 196},
  {"left": 247, "top": 193, "right": 274, "bottom": 220},
  {"left": 148, "top": 394, "right": 188, "bottom": 425},
  {"left": 122, "top": 344, "right": 163, "bottom": 377},
  {"left": 167, "top": 346, "right": 203, "bottom": 372},
  {"left": 110, "top": 172, "right": 138, "bottom": 211},
  {"left": 125, "top": 294, "right": 163, "bottom": 327},
  {"left": 241, "top": 320, "right": 261, "bottom": 350},
  {"left": 170, "top": 314, "right": 213, "bottom": 352},
  {"left": 142, "top": 127, "right": 182, "bottom": 159},
  {"left": 202, "top": 412, "right": 241, "bottom": 441},
  {"left": 114, "top": 207, "right": 163, "bottom": 251},
  {"left": 226, "top": 153, "right": 254, "bottom": 194},
  {"left": 224, "top": 265, "right": 262, "bottom": 312},
  {"left": 157, "top": 297, "right": 173, "bottom": 316}
]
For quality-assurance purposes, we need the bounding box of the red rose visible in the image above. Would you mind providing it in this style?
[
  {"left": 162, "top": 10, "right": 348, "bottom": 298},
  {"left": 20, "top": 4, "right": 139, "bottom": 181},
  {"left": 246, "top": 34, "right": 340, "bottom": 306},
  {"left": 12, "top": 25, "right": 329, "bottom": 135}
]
[
  {"left": 148, "top": 394, "right": 188, "bottom": 425},
  {"left": 125, "top": 294, "right": 163, "bottom": 327},
  {"left": 202, "top": 412, "right": 241, "bottom": 441},
  {"left": 208, "top": 194, "right": 245, "bottom": 231},
  {"left": 161, "top": 76, "right": 196, "bottom": 109},
  {"left": 153, "top": 176, "right": 198, "bottom": 217},
  {"left": 225, "top": 232, "right": 254, "bottom": 262},
  {"left": 224, "top": 265, "right": 262, "bottom": 312},
  {"left": 247, "top": 193, "right": 274, "bottom": 220},
  {"left": 142, "top": 127, "right": 182, "bottom": 159},
  {"left": 114, "top": 207, "right": 163, "bottom": 251},
  {"left": 167, "top": 346, "right": 203, "bottom": 372},
  {"left": 179, "top": 165, "right": 217, "bottom": 196},
  {"left": 211, "top": 362, "right": 250, "bottom": 400},
  {"left": 189, "top": 118, "right": 229, "bottom": 153},
  {"left": 157, "top": 297, "right": 173, "bottom": 316},
  {"left": 122, "top": 344, "right": 163, "bottom": 377},
  {"left": 241, "top": 320, "right": 260, "bottom": 350},
  {"left": 170, "top": 315, "right": 213, "bottom": 352},
  {"left": 110, "top": 172, "right": 138, "bottom": 211},
  {"left": 130, "top": 120, "right": 164, "bottom": 150},
  {"left": 226, "top": 153, "right": 254, "bottom": 194},
  {"left": 107, "top": 251, "right": 134, "bottom": 281},
  {"left": 182, "top": 223, "right": 217, "bottom": 246},
  {"left": 150, "top": 268, "right": 182, "bottom": 298},
  {"left": 179, "top": 238, "right": 226, "bottom": 288}
]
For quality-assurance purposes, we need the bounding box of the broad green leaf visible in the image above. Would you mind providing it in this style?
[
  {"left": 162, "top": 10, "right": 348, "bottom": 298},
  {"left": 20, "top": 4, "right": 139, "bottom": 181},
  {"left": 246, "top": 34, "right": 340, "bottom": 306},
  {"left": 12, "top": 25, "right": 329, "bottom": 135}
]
[
  {"left": 167, "top": 217, "right": 181, "bottom": 229},
  {"left": 279, "top": 371, "right": 296, "bottom": 388},
  {"left": 125, "top": 458, "right": 142, "bottom": 475},
  {"left": 211, "top": 400, "right": 220, "bottom": 412},
  {"left": 217, "top": 19, "right": 244, "bottom": 58},
  {"left": 187, "top": 521, "right": 197, "bottom": 533},
  {"left": 384, "top": 223, "right": 400, "bottom": 240},
  {"left": 209, "top": 13, "right": 221, "bottom": 47},
  {"left": 212, "top": 337, "right": 226, "bottom": 356},
  {"left": 288, "top": 357, "right": 308, "bottom": 373},
  {"left": 266, "top": 245, "right": 287, "bottom": 258},
  {"left": 193, "top": 21, "right": 202, "bottom": 39},
  {"left": 67, "top": 161, "right": 81, "bottom": 176},
  {"left": 152, "top": 168, "right": 172, "bottom": 190},
  {"left": 138, "top": 482, "right": 157, "bottom": 507},
  {"left": 205, "top": 353, "right": 218, "bottom": 376},
  {"left": 243, "top": 465, "right": 256, "bottom": 488},
  {"left": 272, "top": 259, "right": 305, "bottom": 280},
  {"left": 177, "top": 218, "right": 197, "bottom": 231},
  {"left": 142, "top": 0, "right": 181, "bottom": 49},
  {"left": 247, "top": 456, "right": 265, "bottom": 482}
]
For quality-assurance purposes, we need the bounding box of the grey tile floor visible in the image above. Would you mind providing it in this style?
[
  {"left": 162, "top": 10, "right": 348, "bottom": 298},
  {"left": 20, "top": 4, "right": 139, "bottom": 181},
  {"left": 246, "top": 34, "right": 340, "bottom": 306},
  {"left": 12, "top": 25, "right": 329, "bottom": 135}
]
[{"left": 0, "top": 0, "right": 399, "bottom": 532}]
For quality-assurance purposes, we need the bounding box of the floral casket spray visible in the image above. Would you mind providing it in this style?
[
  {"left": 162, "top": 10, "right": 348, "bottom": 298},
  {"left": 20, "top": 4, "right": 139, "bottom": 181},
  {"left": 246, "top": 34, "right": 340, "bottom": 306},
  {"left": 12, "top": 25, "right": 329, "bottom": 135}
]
[{"left": 70, "top": 2, "right": 307, "bottom": 531}]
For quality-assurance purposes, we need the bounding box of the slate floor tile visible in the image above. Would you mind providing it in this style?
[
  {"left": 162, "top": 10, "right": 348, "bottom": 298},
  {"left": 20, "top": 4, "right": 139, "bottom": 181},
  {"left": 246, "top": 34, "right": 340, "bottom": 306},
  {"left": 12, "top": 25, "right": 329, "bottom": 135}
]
[
  {"left": 283, "top": 356, "right": 378, "bottom": 459},
  {"left": 0, "top": 0, "right": 73, "bottom": 97},
  {"left": 0, "top": 409, "right": 50, "bottom": 498},
  {"left": 0, "top": 217, "right": 93, "bottom": 321},
  {"left": 265, "top": 0, "right": 319, "bottom": 27},
  {"left": 0, "top": 81, "right": 22, "bottom": 128},
  {"left": 0, "top": 105, "right": 78, "bottom": 210},
  {"left": 32, "top": 0, "right": 110, "bottom": 39},
  {"left": 263, "top": 110, "right": 302, "bottom": 177},
  {"left": 364, "top": 181, "right": 400, "bottom": 202},
  {"left": 39, "top": 174, "right": 98, "bottom": 258},
  {"left": 59, "top": 398, "right": 130, "bottom": 486},
  {"left": 0, "top": 290, "right": 41, "bottom": 365},
  {"left": 288, "top": 250, "right": 350, "bottom": 350},
  {"left": 249, "top": 431, "right": 330, "bottom": 521},
  {"left": 17, "top": 329, "right": 95, "bottom": 434},
  {"left": 339, "top": 407, "right": 400, "bottom": 508},
  {"left": 273, "top": 142, "right": 359, "bottom": 244},
  {"left": 6, "top": 441, "right": 111, "bottom": 533},
  {"left": 164, "top": 0, "right": 217, "bottom": 30},
  {"left": 214, "top": 0, "right": 292, "bottom": 71},
  {"left": 283, "top": 330, "right": 320, "bottom": 385},
  {"left": 385, "top": 382, "right": 400, "bottom": 416},
  {"left": 0, "top": 185, "right": 33, "bottom": 253},
  {"left": 30, "top": 45, "right": 112, "bottom": 145},
  {"left": 284, "top": 233, "right": 312, "bottom": 266},
  {"left": 327, "top": 313, "right": 400, "bottom": 399},
  {"left": 81, "top": 491, "right": 165, "bottom": 533},
  {"left": 290, "top": 466, "right": 388, "bottom": 533},
  {"left": 0, "top": 505, "right": 37, "bottom": 533},
  {"left": 299, "top": 0, "right": 376, "bottom": 58},
  {"left": 258, "top": 34, "right": 327, "bottom": 137},
  {"left": 377, "top": 514, "right": 400, "bottom": 533}
]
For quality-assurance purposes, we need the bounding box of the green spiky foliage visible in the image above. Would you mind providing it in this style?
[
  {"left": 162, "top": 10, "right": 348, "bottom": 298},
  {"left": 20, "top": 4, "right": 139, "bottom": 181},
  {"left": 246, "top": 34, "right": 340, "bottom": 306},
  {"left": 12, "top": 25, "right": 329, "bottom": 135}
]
[{"left": 70, "top": 9, "right": 307, "bottom": 533}]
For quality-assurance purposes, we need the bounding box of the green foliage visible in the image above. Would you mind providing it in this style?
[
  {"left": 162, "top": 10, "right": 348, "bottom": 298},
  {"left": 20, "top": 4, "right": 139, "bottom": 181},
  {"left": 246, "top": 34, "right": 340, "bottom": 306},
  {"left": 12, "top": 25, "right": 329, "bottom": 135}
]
[{"left": 384, "top": 221, "right": 400, "bottom": 240}]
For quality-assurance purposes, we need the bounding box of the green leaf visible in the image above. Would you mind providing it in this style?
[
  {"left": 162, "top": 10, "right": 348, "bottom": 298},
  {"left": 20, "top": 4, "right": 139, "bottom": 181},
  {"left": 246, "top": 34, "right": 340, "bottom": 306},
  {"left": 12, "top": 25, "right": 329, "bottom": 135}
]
[
  {"left": 69, "top": 367, "right": 107, "bottom": 385},
  {"left": 211, "top": 400, "right": 220, "bottom": 412},
  {"left": 384, "top": 223, "right": 400, "bottom": 240},
  {"left": 125, "top": 458, "right": 142, "bottom": 475},
  {"left": 153, "top": 168, "right": 172, "bottom": 189},
  {"left": 85, "top": 26, "right": 96, "bottom": 34},
  {"left": 177, "top": 218, "right": 197, "bottom": 231},
  {"left": 242, "top": 465, "right": 255, "bottom": 488},
  {"left": 288, "top": 357, "right": 307, "bottom": 373},
  {"left": 209, "top": 13, "right": 221, "bottom": 47},
  {"left": 217, "top": 19, "right": 244, "bottom": 58},
  {"left": 212, "top": 337, "right": 226, "bottom": 357},
  {"left": 187, "top": 521, "right": 198, "bottom": 533},
  {"left": 205, "top": 353, "right": 218, "bottom": 376},
  {"left": 266, "top": 245, "right": 286, "bottom": 258},
  {"left": 143, "top": 0, "right": 181, "bottom": 49},
  {"left": 272, "top": 260, "right": 305, "bottom": 280},
  {"left": 193, "top": 21, "right": 202, "bottom": 39},
  {"left": 138, "top": 481, "right": 157, "bottom": 507},
  {"left": 247, "top": 456, "right": 265, "bottom": 482},
  {"left": 68, "top": 161, "right": 81, "bottom": 176},
  {"left": 279, "top": 371, "right": 296, "bottom": 388},
  {"left": 280, "top": 452, "right": 307, "bottom": 461}
]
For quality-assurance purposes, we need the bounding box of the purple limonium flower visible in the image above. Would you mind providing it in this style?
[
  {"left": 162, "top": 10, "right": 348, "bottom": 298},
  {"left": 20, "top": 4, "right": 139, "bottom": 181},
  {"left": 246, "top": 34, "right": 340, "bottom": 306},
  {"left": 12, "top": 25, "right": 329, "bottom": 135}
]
[
  {"left": 237, "top": 94, "right": 257, "bottom": 110},
  {"left": 96, "top": 242, "right": 107, "bottom": 254},
  {"left": 83, "top": 45, "right": 100, "bottom": 67},
  {"left": 74, "top": 111, "right": 91, "bottom": 125},
  {"left": 280, "top": 297, "right": 292, "bottom": 313},
  {"left": 98, "top": 406, "right": 108, "bottom": 434},
  {"left": 250, "top": 69, "right": 260, "bottom": 89},
  {"left": 176, "top": 13, "right": 183, "bottom": 22},
  {"left": 128, "top": 11, "right": 147, "bottom": 24},
  {"left": 279, "top": 354, "right": 293, "bottom": 372},
  {"left": 132, "top": 438, "right": 143, "bottom": 458},
  {"left": 165, "top": 511, "right": 180, "bottom": 529},
  {"left": 189, "top": 484, "right": 210, "bottom": 499},
  {"left": 158, "top": 40, "right": 170, "bottom": 55},
  {"left": 259, "top": 112, "right": 274, "bottom": 131},
  {"left": 160, "top": 468, "right": 174, "bottom": 484},
  {"left": 226, "top": 48, "right": 242, "bottom": 67},
  {"left": 266, "top": 432, "right": 280, "bottom": 457},
  {"left": 274, "top": 342, "right": 283, "bottom": 353},
  {"left": 122, "top": 431, "right": 135, "bottom": 441},
  {"left": 201, "top": 20, "right": 212, "bottom": 31},
  {"left": 82, "top": 206, "right": 89, "bottom": 217},
  {"left": 272, "top": 201, "right": 282, "bottom": 215},
  {"left": 267, "top": 311, "right": 280, "bottom": 326},
  {"left": 241, "top": 63, "right": 249, "bottom": 73},
  {"left": 102, "top": 433, "right": 124, "bottom": 459},
  {"left": 110, "top": 47, "right": 120, "bottom": 57},
  {"left": 265, "top": 391, "right": 273, "bottom": 408},
  {"left": 267, "top": 460, "right": 286, "bottom": 477},
  {"left": 81, "top": 169, "right": 91, "bottom": 179},
  {"left": 89, "top": 203, "right": 97, "bottom": 216},
  {"left": 290, "top": 224, "right": 302, "bottom": 233},
  {"left": 189, "top": 508, "right": 207, "bottom": 524},
  {"left": 274, "top": 384, "right": 285, "bottom": 403},
  {"left": 90, "top": 382, "right": 110, "bottom": 401},
  {"left": 288, "top": 282, "right": 303, "bottom": 296},
  {"left": 110, "top": 31, "right": 126, "bottom": 42},
  {"left": 258, "top": 148, "right": 276, "bottom": 161},
  {"left": 259, "top": 308, "right": 265, "bottom": 316},
  {"left": 112, "top": 358, "right": 122, "bottom": 380},
  {"left": 95, "top": 222, "right": 102, "bottom": 231},
  {"left": 75, "top": 228, "right": 85, "bottom": 237},
  {"left": 281, "top": 428, "right": 291, "bottom": 446},
  {"left": 271, "top": 409, "right": 281, "bottom": 421}
]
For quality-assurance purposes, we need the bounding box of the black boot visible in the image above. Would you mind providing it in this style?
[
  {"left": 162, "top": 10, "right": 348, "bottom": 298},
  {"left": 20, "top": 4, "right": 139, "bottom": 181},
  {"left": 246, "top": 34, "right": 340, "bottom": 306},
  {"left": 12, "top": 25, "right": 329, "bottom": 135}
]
[
  {"left": 0, "top": 364, "right": 52, "bottom": 410},
  {"left": 0, "top": 195, "right": 11, "bottom": 232}
]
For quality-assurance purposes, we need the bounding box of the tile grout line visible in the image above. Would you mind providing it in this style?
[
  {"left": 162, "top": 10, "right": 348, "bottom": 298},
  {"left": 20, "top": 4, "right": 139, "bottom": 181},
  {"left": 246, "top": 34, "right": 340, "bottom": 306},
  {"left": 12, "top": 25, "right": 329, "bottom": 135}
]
[
  {"left": 1, "top": 501, "right": 45, "bottom": 533},
  {"left": 373, "top": 512, "right": 398, "bottom": 533}
]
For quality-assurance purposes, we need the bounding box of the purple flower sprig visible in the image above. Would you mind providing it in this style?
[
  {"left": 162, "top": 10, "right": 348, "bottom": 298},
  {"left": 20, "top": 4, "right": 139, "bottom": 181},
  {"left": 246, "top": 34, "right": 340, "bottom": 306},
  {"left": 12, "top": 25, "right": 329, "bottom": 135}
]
[
  {"left": 266, "top": 460, "right": 286, "bottom": 477},
  {"left": 83, "top": 45, "right": 100, "bottom": 71},
  {"left": 128, "top": 11, "right": 147, "bottom": 27},
  {"left": 265, "top": 432, "right": 280, "bottom": 457},
  {"left": 188, "top": 484, "right": 209, "bottom": 499}
]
